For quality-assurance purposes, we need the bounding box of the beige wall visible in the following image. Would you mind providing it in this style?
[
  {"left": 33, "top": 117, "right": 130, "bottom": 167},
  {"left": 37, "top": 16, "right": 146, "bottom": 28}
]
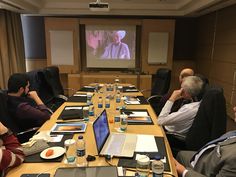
[
  {"left": 25, "top": 59, "right": 47, "bottom": 72},
  {"left": 195, "top": 5, "right": 236, "bottom": 120}
]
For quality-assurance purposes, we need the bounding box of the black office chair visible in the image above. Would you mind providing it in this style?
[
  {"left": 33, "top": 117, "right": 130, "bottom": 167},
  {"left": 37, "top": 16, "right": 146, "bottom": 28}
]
[
  {"left": 144, "top": 68, "right": 171, "bottom": 114},
  {"left": 166, "top": 86, "right": 227, "bottom": 156},
  {"left": 42, "top": 66, "right": 66, "bottom": 98},
  {"left": 0, "top": 90, "right": 39, "bottom": 143},
  {"left": 151, "top": 68, "right": 172, "bottom": 96},
  {"left": 26, "top": 67, "right": 68, "bottom": 112}
]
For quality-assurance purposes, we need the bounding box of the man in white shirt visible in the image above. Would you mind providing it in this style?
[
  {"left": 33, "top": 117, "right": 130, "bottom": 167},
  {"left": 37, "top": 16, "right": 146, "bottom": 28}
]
[{"left": 157, "top": 76, "right": 204, "bottom": 136}]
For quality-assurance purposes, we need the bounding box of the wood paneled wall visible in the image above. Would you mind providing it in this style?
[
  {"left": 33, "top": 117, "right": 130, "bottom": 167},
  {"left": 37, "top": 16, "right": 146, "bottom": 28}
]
[{"left": 195, "top": 5, "right": 236, "bottom": 120}]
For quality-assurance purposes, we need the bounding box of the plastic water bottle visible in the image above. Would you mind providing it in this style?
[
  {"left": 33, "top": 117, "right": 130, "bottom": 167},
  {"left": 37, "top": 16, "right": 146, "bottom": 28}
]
[
  {"left": 76, "top": 135, "right": 87, "bottom": 167},
  {"left": 98, "top": 96, "right": 103, "bottom": 108},
  {"left": 152, "top": 155, "right": 164, "bottom": 177},
  {"left": 116, "top": 91, "right": 121, "bottom": 103},
  {"left": 105, "top": 96, "right": 110, "bottom": 108}
]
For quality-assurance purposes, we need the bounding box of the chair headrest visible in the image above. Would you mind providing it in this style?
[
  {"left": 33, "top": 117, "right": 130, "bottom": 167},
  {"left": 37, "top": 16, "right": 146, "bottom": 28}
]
[{"left": 156, "top": 68, "right": 171, "bottom": 80}]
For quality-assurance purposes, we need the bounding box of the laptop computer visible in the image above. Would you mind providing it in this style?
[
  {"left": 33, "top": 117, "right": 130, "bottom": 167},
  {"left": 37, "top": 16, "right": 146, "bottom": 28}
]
[{"left": 93, "top": 109, "right": 137, "bottom": 158}]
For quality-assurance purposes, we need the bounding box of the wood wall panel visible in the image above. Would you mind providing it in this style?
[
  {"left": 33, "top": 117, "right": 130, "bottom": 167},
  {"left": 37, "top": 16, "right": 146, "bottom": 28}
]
[
  {"left": 195, "top": 4, "right": 236, "bottom": 120},
  {"left": 195, "top": 45, "right": 212, "bottom": 60},
  {"left": 141, "top": 19, "right": 175, "bottom": 74},
  {"left": 45, "top": 18, "right": 80, "bottom": 74},
  {"left": 68, "top": 74, "right": 81, "bottom": 96},
  {"left": 213, "top": 45, "right": 236, "bottom": 62},
  {"left": 210, "top": 62, "right": 235, "bottom": 84},
  {"left": 195, "top": 60, "right": 211, "bottom": 79},
  {"left": 214, "top": 29, "right": 236, "bottom": 44},
  {"left": 170, "top": 60, "right": 196, "bottom": 92},
  {"left": 25, "top": 59, "right": 47, "bottom": 72},
  {"left": 217, "top": 5, "right": 236, "bottom": 31}
]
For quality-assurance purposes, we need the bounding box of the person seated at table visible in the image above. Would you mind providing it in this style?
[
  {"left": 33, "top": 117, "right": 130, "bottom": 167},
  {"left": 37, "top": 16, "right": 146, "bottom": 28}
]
[
  {"left": 174, "top": 107, "right": 236, "bottom": 177},
  {"left": 156, "top": 68, "right": 194, "bottom": 115},
  {"left": 7, "top": 73, "right": 51, "bottom": 132},
  {"left": 157, "top": 76, "right": 204, "bottom": 137},
  {"left": 0, "top": 122, "right": 24, "bottom": 176}
]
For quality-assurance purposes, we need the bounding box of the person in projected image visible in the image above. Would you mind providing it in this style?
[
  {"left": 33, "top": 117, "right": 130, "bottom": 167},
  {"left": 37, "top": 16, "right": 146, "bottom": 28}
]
[{"left": 101, "top": 30, "right": 131, "bottom": 59}]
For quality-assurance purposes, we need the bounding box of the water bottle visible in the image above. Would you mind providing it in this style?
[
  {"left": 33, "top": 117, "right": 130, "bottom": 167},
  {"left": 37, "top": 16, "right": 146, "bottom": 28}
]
[
  {"left": 115, "top": 76, "right": 120, "bottom": 90},
  {"left": 83, "top": 106, "right": 89, "bottom": 121},
  {"left": 86, "top": 92, "right": 93, "bottom": 105},
  {"left": 136, "top": 155, "right": 150, "bottom": 177},
  {"left": 105, "top": 96, "right": 110, "bottom": 108},
  {"left": 76, "top": 135, "right": 87, "bottom": 167},
  {"left": 94, "top": 84, "right": 99, "bottom": 93},
  {"left": 98, "top": 96, "right": 103, "bottom": 108},
  {"left": 114, "top": 110, "right": 120, "bottom": 130},
  {"left": 116, "top": 91, "right": 121, "bottom": 103},
  {"left": 89, "top": 105, "right": 94, "bottom": 116},
  {"left": 152, "top": 155, "right": 164, "bottom": 177}
]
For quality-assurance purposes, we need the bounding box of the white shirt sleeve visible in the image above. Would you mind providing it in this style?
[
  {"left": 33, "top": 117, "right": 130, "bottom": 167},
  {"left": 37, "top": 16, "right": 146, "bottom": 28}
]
[
  {"left": 182, "top": 169, "right": 188, "bottom": 177},
  {"left": 157, "top": 100, "right": 198, "bottom": 126}
]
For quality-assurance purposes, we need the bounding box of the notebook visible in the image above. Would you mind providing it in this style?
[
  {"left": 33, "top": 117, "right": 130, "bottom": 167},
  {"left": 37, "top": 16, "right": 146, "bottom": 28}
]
[
  {"left": 58, "top": 106, "right": 86, "bottom": 120},
  {"left": 93, "top": 109, "right": 137, "bottom": 158}
]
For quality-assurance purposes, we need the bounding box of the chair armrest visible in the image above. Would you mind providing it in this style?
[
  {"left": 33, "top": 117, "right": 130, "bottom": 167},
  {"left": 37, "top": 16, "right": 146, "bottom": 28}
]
[
  {"left": 140, "top": 89, "right": 151, "bottom": 93},
  {"left": 165, "top": 131, "right": 187, "bottom": 157},
  {"left": 57, "top": 94, "right": 68, "bottom": 101},
  {"left": 46, "top": 108, "right": 54, "bottom": 114},
  {"left": 147, "top": 95, "right": 163, "bottom": 103},
  {"left": 165, "top": 131, "right": 186, "bottom": 142},
  {"left": 64, "top": 88, "right": 77, "bottom": 93},
  {"left": 16, "top": 127, "right": 40, "bottom": 143}
]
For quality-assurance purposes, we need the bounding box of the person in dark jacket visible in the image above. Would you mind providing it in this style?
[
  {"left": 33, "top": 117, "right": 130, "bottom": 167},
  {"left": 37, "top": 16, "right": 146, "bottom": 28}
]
[
  {"left": 7, "top": 73, "right": 51, "bottom": 132},
  {"left": 174, "top": 106, "right": 236, "bottom": 177}
]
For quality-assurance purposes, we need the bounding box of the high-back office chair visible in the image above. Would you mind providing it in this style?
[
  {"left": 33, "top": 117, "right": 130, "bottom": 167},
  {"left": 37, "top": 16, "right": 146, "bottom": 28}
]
[
  {"left": 145, "top": 68, "right": 171, "bottom": 115},
  {"left": 27, "top": 67, "right": 67, "bottom": 112},
  {"left": 166, "top": 86, "right": 227, "bottom": 155},
  {"left": 41, "top": 66, "right": 69, "bottom": 111},
  {"left": 42, "top": 66, "right": 66, "bottom": 97},
  {"left": 0, "top": 90, "right": 39, "bottom": 143},
  {"left": 151, "top": 68, "right": 171, "bottom": 96}
]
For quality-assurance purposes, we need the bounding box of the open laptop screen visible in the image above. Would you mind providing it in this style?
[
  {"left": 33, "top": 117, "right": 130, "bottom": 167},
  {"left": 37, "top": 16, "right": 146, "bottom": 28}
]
[{"left": 93, "top": 109, "right": 110, "bottom": 153}]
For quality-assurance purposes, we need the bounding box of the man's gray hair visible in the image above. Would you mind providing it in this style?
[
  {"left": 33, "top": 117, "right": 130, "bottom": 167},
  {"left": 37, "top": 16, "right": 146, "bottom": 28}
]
[{"left": 181, "top": 76, "right": 203, "bottom": 97}]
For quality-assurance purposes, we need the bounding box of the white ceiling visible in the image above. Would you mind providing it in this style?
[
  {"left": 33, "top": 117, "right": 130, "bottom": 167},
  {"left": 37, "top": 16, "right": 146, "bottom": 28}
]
[{"left": 0, "top": 0, "right": 236, "bottom": 16}]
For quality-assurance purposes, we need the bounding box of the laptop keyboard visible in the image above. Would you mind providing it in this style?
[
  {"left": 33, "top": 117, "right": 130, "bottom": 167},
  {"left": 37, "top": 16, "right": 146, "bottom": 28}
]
[{"left": 105, "top": 134, "right": 126, "bottom": 155}]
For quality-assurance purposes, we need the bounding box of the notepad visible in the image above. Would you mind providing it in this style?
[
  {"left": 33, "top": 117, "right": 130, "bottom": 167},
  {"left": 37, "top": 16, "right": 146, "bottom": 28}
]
[
  {"left": 50, "top": 122, "right": 87, "bottom": 134},
  {"left": 135, "top": 135, "right": 158, "bottom": 152}
]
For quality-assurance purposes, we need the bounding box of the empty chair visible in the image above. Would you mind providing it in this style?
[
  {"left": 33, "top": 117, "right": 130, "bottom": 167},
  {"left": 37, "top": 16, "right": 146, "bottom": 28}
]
[
  {"left": 26, "top": 66, "right": 68, "bottom": 112},
  {"left": 166, "top": 86, "right": 227, "bottom": 155},
  {"left": 145, "top": 68, "right": 171, "bottom": 114},
  {"left": 151, "top": 68, "right": 171, "bottom": 96},
  {"left": 42, "top": 66, "right": 66, "bottom": 98}
]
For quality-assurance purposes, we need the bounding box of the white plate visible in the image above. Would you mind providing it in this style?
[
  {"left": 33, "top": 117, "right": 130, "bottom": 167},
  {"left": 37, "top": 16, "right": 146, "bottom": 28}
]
[{"left": 40, "top": 146, "right": 65, "bottom": 159}]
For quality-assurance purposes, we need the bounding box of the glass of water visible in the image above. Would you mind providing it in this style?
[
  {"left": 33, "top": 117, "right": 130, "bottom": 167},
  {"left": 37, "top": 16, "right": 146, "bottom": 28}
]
[{"left": 64, "top": 139, "right": 76, "bottom": 165}]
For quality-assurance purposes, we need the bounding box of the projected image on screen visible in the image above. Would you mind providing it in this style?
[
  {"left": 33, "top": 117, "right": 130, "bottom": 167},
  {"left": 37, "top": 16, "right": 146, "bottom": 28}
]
[
  {"left": 100, "top": 30, "right": 130, "bottom": 59},
  {"left": 85, "top": 25, "right": 136, "bottom": 69}
]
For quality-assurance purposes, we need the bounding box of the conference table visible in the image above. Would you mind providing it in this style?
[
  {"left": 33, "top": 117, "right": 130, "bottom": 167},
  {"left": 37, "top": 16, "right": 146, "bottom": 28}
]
[{"left": 7, "top": 84, "right": 177, "bottom": 177}]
